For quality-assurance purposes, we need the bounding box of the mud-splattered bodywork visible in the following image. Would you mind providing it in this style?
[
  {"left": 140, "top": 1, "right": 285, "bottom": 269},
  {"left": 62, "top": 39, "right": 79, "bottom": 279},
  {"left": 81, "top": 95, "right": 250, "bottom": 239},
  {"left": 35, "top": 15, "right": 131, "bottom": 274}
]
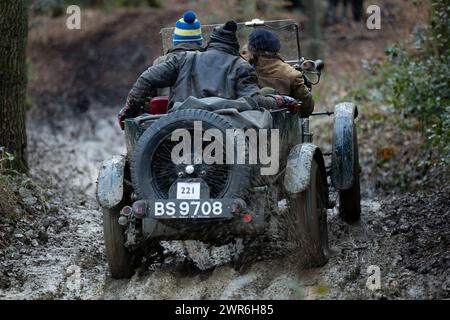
[
  {"left": 96, "top": 155, "right": 126, "bottom": 209},
  {"left": 284, "top": 143, "right": 328, "bottom": 195}
]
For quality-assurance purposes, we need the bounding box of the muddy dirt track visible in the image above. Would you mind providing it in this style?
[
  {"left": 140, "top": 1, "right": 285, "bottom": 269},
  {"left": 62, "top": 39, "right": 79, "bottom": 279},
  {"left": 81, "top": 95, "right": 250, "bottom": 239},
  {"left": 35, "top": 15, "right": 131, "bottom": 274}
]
[{"left": 0, "top": 108, "right": 447, "bottom": 300}]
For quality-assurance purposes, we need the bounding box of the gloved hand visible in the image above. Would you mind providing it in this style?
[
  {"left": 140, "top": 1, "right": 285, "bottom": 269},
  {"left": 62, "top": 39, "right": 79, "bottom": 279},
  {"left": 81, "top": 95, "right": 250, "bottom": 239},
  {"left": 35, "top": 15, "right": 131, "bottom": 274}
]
[
  {"left": 303, "top": 74, "right": 313, "bottom": 91},
  {"left": 118, "top": 100, "right": 135, "bottom": 130},
  {"left": 117, "top": 107, "right": 128, "bottom": 130},
  {"left": 270, "top": 95, "right": 301, "bottom": 114}
]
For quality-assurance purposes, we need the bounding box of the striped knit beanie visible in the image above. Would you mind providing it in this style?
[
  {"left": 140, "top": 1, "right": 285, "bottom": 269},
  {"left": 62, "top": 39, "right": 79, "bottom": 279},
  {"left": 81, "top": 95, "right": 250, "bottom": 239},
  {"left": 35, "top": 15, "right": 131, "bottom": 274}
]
[{"left": 173, "top": 11, "right": 202, "bottom": 46}]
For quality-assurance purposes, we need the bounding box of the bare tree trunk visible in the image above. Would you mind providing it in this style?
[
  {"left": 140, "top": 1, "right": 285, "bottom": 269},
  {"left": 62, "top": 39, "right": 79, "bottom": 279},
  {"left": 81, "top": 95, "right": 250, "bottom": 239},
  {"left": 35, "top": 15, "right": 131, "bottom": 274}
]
[{"left": 0, "top": 0, "right": 29, "bottom": 172}]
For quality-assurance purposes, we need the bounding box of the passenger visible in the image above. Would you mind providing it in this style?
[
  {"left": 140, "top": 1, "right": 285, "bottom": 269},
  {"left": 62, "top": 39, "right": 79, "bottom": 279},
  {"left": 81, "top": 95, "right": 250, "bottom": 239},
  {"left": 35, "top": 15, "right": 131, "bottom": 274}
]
[
  {"left": 118, "top": 21, "right": 301, "bottom": 128},
  {"left": 153, "top": 10, "right": 204, "bottom": 96},
  {"left": 246, "top": 28, "right": 315, "bottom": 117}
]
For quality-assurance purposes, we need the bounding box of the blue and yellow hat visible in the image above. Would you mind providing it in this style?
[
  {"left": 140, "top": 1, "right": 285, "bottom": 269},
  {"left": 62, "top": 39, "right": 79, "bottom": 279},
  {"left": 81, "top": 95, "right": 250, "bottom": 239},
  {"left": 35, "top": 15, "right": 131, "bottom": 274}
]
[{"left": 173, "top": 11, "right": 202, "bottom": 46}]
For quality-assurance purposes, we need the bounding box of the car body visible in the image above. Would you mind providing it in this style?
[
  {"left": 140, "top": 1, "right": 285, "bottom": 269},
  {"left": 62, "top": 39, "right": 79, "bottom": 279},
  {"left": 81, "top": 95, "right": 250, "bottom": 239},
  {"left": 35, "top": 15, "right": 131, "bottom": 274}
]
[{"left": 96, "top": 19, "right": 361, "bottom": 279}]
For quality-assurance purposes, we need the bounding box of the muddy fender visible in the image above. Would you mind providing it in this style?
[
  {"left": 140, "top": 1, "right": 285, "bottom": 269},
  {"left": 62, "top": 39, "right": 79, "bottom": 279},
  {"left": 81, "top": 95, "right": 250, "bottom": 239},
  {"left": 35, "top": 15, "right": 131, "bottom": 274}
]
[
  {"left": 284, "top": 143, "right": 327, "bottom": 195},
  {"left": 96, "top": 155, "right": 126, "bottom": 209},
  {"left": 331, "top": 102, "right": 358, "bottom": 190}
]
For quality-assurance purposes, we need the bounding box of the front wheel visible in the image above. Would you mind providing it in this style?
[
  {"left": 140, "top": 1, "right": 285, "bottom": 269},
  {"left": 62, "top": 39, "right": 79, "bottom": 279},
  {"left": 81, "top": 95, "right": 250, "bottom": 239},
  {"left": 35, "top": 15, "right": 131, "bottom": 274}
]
[{"left": 338, "top": 129, "right": 361, "bottom": 223}]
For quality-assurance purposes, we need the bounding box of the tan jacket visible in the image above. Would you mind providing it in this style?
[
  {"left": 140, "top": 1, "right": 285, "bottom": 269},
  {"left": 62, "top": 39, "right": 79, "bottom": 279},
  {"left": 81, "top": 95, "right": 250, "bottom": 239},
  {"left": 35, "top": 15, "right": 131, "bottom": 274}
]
[{"left": 255, "top": 54, "right": 314, "bottom": 117}]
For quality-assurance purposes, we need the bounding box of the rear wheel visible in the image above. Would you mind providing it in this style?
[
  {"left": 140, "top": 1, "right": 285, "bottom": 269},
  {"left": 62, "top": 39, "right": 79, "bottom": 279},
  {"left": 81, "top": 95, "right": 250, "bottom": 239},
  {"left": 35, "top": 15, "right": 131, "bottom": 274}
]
[
  {"left": 131, "top": 109, "right": 251, "bottom": 200},
  {"left": 103, "top": 208, "right": 139, "bottom": 279},
  {"left": 338, "top": 129, "right": 361, "bottom": 223},
  {"left": 282, "top": 159, "right": 329, "bottom": 267}
]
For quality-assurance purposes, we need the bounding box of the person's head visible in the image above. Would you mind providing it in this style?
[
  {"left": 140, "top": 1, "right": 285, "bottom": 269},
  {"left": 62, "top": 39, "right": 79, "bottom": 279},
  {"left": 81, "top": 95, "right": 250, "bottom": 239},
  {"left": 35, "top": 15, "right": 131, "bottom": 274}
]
[
  {"left": 208, "top": 20, "right": 240, "bottom": 51},
  {"left": 248, "top": 28, "right": 281, "bottom": 54},
  {"left": 241, "top": 44, "right": 252, "bottom": 62},
  {"left": 172, "top": 11, "right": 203, "bottom": 46}
]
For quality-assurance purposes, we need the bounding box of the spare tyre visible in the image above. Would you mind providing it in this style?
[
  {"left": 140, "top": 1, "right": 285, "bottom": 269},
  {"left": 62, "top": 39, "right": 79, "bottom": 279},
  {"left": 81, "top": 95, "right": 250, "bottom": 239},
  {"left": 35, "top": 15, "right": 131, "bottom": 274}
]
[{"left": 131, "top": 109, "right": 251, "bottom": 200}]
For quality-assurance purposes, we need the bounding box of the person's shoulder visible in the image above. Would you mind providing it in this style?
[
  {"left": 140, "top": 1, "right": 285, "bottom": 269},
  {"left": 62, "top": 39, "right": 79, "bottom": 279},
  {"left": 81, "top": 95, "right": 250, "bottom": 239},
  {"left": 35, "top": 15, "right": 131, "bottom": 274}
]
[
  {"left": 236, "top": 56, "right": 253, "bottom": 68},
  {"left": 183, "top": 50, "right": 199, "bottom": 60},
  {"left": 173, "top": 50, "right": 200, "bottom": 67},
  {"left": 156, "top": 51, "right": 189, "bottom": 69},
  {"left": 170, "top": 43, "right": 204, "bottom": 53},
  {"left": 153, "top": 50, "right": 184, "bottom": 65},
  {"left": 236, "top": 58, "right": 256, "bottom": 76},
  {"left": 153, "top": 54, "right": 167, "bottom": 66},
  {"left": 278, "top": 60, "right": 302, "bottom": 79}
]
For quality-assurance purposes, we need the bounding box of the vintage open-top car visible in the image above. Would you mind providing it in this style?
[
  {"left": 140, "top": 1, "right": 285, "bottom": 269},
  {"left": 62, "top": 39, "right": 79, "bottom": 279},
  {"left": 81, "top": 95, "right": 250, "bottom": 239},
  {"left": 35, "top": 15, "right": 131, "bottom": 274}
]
[{"left": 96, "top": 19, "right": 361, "bottom": 279}]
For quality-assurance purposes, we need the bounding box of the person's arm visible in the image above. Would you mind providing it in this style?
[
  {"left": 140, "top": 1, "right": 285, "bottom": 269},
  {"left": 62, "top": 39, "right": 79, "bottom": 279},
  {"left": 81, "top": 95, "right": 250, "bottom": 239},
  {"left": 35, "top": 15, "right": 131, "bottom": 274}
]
[
  {"left": 127, "top": 55, "right": 181, "bottom": 109},
  {"left": 291, "top": 72, "right": 315, "bottom": 117},
  {"left": 118, "top": 55, "right": 181, "bottom": 129},
  {"left": 235, "top": 63, "right": 278, "bottom": 109},
  {"left": 236, "top": 61, "right": 302, "bottom": 113},
  {"left": 235, "top": 63, "right": 260, "bottom": 98}
]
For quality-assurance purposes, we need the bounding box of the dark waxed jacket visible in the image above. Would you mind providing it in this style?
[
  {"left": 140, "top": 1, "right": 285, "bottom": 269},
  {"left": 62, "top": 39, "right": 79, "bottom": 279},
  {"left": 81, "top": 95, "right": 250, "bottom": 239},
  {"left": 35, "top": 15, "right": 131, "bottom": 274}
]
[
  {"left": 153, "top": 43, "right": 204, "bottom": 66},
  {"left": 126, "top": 42, "right": 269, "bottom": 111},
  {"left": 152, "top": 43, "right": 204, "bottom": 96}
]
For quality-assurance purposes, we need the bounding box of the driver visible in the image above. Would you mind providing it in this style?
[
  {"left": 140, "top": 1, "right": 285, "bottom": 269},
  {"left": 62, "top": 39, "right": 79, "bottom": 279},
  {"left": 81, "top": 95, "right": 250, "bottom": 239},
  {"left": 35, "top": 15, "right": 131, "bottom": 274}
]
[
  {"left": 245, "top": 29, "right": 315, "bottom": 117},
  {"left": 153, "top": 11, "right": 204, "bottom": 96},
  {"left": 118, "top": 21, "right": 300, "bottom": 128}
]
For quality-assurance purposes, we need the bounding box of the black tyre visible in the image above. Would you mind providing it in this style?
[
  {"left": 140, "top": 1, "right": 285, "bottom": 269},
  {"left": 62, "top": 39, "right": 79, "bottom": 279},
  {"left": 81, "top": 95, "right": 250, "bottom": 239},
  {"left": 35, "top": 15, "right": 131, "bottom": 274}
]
[
  {"left": 131, "top": 109, "right": 251, "bottom": 200},
  {"left": 338, "top": 129, "right": 361, "bottom": 223},
  {"left": 103, "top": 208, "right": 137, "bottom": 279},
  {"left": 284, "top": 159, "right": 329, "bottom": 267}
]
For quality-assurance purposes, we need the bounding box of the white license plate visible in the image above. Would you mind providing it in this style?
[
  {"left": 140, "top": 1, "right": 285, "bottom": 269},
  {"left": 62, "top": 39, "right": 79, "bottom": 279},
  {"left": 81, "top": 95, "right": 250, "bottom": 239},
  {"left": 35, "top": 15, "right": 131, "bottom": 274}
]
[
  {"left": 150, "top": 199, "right": 233, "bottom": 219},
  {"left": 176, "top": 182, "right": 200, "bottom": 199}
]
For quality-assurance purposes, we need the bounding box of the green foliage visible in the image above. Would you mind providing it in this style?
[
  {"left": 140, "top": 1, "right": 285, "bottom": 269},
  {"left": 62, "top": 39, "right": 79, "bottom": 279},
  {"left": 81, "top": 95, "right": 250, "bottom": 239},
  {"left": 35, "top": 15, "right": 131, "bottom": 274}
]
[
  {"left": 341, "top": 0, "right": 450, "bottom": 192},
  {"left": 386, "top": 51, "right": 450, "bottom": 163},
  {"left": 0, "top": 149, "right": 15, "bottom": 169},
  {"left": 349, "top": 0, "right": 450, "bottom": 166},
  {"left": 428, "top": 0, "right": 450, "bottom": 56},
  {"left": 386, "top": 1, "right": 450, "bottom": 164}
]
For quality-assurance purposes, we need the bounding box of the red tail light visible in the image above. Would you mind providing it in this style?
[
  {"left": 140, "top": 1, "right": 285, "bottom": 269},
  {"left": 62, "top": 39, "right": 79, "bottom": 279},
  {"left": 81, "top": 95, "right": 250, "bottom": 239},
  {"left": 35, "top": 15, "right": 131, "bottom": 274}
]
[
  {"left": 148, "top": 96, "right": 169, "bottom": 115},
  {"left": 242, "top": 213, "right": 253, "bottom": 223}
]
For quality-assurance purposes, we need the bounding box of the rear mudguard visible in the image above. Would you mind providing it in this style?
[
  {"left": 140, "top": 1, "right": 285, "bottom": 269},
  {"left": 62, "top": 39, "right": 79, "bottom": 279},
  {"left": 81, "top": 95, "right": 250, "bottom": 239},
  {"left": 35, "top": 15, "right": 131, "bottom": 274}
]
[
  {"left": 331, "top": 102, "right": 358, "bottom": 190},
  {"left": 96, "top": 155, "right": 126, "bottom": 209},
  {"left": 284, "top": 143, "right": 328, "bottom": 196}
]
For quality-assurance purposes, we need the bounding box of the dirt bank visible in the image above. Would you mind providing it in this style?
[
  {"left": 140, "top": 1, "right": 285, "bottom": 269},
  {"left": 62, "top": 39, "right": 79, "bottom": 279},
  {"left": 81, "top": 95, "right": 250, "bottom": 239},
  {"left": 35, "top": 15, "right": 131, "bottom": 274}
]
[{"left": 26, "top": 0, "right": 429, "bottom": 118}]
